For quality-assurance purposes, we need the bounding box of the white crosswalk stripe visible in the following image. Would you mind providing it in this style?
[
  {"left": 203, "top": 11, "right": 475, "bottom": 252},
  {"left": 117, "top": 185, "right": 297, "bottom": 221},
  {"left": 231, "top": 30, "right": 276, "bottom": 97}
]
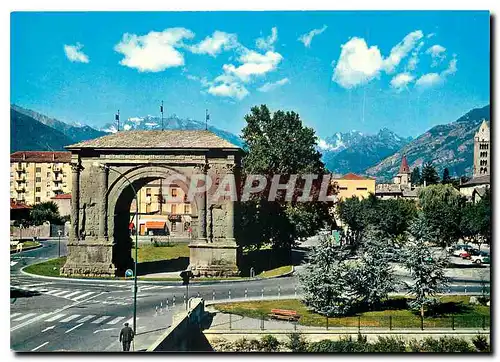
[
  {"left": 51, "top": 290, "right": 71, "bottom": 297},
  {"left": 60, "top": 314, "right": 81, "bottom": 323},
  {"left": 72, "top": 292, "right": 95, "bottom": 301},
  {"left": 45, "top": 289, "right": 62, "bottom": 295},
  {"left": 56, "top": 290, "right": 82, "bottom": 298},
  {"left": 10, "top": 313, "right": 22, "bottom": 319},
  {"left": 45, "top": 313, "right": 66, "bottom": 322},
  {"left": 107, "top": 316, "right": 125, "bottom": 325},
  {"left": 13, "top": 313, "right": 37, "bottom": 322},
  {"left": 92, "top": 316, "right": 110, "bottom": 324},
  {"left": 76, "top": 315, "right": 96, "bottom": 323}
]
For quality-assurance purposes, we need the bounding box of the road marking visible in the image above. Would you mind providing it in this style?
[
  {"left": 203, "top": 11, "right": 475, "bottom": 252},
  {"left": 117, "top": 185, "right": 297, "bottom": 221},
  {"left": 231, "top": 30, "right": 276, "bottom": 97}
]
[
  {"left": 45, "top": 289, "right": 62, "bottom": 295},
  {"left": 10, "top": 313, "right": 22, "bottom": 319},
  {"left": 45, "top": 313, "right": 66, "bottom": 322},
  {"left": 72, "top": 292, "right": 94, "bottom": 301},
  {"left": 76, "top": 315, "right": 95, "bottom": 323},
  {"left": 51, "top": 290, "right": 71, "bottom": 297},
  {"left": 92, "top": 316, "right": 110, "bottom": 324},
  {"left": 60, "top": 291, "right": 82, "bottom": 299},
  {"left": 42, "top": 325, "right": 55, "bottom": 332},
  {"left": 60, "top": 314, "right": 81, "bottom": 323},
  {"left": 94, "top": 328, "right": 116, "bottom": 334},
  {"left": 13, "top": 313, "right": 36, "bottom": 321},
  {"left": 10, "top": 261, "right": 18, "bottom": 266},
  {"left": 107, "top": 316, "right": 125, "bottom": 325},
  {"left": 31, "top": 341, "right": 49, "bottom": 351},
  {"left": 65, "top": 323, "right": 83, "bottom": 334}
]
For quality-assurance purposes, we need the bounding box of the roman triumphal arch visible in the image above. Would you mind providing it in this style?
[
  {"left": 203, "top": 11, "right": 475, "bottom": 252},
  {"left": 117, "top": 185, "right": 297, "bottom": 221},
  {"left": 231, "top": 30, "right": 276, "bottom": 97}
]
[{"left": 61, "top": 130, "right": 242, "bottom": 277}]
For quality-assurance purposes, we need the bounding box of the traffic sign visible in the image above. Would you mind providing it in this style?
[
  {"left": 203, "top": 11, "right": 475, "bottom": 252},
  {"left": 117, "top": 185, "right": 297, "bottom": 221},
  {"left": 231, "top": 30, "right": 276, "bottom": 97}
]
[{"left": 125, "top": 269, "right": 133, "bottom": 278}]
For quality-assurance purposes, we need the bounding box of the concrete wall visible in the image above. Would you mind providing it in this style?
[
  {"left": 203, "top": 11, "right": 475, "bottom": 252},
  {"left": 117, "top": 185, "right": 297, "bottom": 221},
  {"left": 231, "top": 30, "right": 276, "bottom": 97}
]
[
  {"left": 147, "top": 298, "right": 212, "bottom": 352},
  {"left": 10, "top": 222, "right": 51, "bottom": 239}
]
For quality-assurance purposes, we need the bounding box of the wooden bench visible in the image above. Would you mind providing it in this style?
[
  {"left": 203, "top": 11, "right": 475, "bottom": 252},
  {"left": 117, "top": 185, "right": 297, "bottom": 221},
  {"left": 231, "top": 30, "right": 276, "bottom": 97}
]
[{"left": 268, "top": 309, "right": 300, "bottom": 321}]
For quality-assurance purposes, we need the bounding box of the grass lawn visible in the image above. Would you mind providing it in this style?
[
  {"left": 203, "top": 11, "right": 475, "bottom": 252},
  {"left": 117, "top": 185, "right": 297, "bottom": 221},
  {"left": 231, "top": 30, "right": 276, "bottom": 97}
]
[
  {"left": 131, "top": 243, "right": 190, "bottom": 263},
  {"left": 257, "top": 265, "right": 292, "bottom": 278},
  {"left": 214, "top": 295, "right": 490, "bottom": 329},
  {"left": 24, "top": 257, "right": 66, "bottom": 277},
  {"left": 10, "top": 241, "right": 41, "bottom": 251}
]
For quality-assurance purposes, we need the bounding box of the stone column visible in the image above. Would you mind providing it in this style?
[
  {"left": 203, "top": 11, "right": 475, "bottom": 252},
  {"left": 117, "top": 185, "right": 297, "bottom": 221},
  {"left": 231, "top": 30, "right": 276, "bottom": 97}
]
[
  {"left": 70, "top": 163, "right": 81, "bottom": 241},
  {"left": 225, "top": 163, "right": 235, "bottom": 241},
  {"left": 197, "top": 163, "right": 208, "bottom": 241},
  {"left": 98, "top": 165, "right": 108, "bottom": 238}
]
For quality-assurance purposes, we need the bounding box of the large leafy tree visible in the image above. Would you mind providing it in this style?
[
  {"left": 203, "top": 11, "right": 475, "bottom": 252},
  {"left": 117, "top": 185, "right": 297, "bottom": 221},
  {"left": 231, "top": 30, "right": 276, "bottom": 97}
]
[
  {"left": 239, "top": 105, "right": 332, "bottom": 255},
  {"left": 29, "top": 201, "right": 63, "bottom": 226},
  {"left": 403, "top": 214, "right": 449, "bottom": 318},
  {"left": 418, "top": 184, "right": 465, "bottom": 247},
  {"left": 460, "top": 188, "right": 491, "bottom": 246},
  {"left": 421, "top": 162, "right": 440, "bottom": 186},
  {"left": 410, "top": 167, "right": 422, "bottom": 186}
]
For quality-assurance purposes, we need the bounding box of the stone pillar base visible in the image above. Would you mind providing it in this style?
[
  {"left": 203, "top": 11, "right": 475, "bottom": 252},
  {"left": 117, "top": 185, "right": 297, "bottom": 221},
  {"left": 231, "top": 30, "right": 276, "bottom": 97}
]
[
  {"left": 188, "top": 240, "right": 239, "bottom": 277},
  {"left": 60, "top": 239, "right": 116, "bottom": 277}
]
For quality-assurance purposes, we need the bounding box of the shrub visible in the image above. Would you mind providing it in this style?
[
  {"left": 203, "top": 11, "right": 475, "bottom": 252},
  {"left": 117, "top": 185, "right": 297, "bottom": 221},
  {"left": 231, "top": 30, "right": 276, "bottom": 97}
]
[
  {"left": 419, "top": 336, "right": 474, "bottom": 352},
  {"left": 232, "top": 337, "right": 253, "bottom": 352},
  {"left": 260, "top": 335, "right": 280, "bottom": 352},
  {"left": 307, "top": 336, "right": 368, "bottom": 353},
  {"left": 472, "top": 334, "right": 490, "bottom": 352},
  {"left": 286, "top": 333, "right": 308, "bottom": 352},
  {"left": 370, "top": 336, "right": 407, "bottom": 353}
]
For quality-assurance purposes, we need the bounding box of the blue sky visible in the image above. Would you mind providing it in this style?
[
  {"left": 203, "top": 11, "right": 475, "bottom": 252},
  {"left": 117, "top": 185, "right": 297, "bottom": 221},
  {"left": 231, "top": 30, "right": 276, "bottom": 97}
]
[{"left": 11, "top": 11, "right": 490, "bottom": 145}]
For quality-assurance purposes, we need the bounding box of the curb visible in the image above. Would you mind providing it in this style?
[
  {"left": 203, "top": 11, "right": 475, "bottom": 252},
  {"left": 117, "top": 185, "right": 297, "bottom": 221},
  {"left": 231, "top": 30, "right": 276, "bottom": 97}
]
[
  {"left": 19, "top": 261, "right": 295, "bottom": 285},
  {"left": 10, "top": 244, "right": 42, "bottom": 254}
]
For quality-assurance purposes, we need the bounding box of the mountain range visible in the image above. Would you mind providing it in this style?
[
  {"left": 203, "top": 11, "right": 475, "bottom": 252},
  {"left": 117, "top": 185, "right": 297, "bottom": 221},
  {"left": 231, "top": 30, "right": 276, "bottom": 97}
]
[{"left": 10, "top": 104, "right": 490, "bottom": 181}]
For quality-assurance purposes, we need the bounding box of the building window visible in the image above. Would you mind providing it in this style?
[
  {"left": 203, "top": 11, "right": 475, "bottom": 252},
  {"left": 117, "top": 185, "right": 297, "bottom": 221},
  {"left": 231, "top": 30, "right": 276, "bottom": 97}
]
[
  {"left": 36, "top": 177, "right": 41, "bottom": 183},
  {"left": 145, "top": 188, "right": 151, "bottom": 197},
  {"left": 356, "top": 187, "right": 368, "bottom": 191},
  {"left": 184, "top": 205, "right": 190, "bottom": 214},
  {"left": 36, "top": 187, "right": 41, "bottom": 192},
  {"left": 46, "top": 191, "right": 51, "bottom": 197},
  {"left": 47, "top": 172, "right": 50, "bottom": 177},
  {"left": 339, "top": 187, "right": 348, "bottom": 191},
  {"left": 36, "top": 167, "right": 41, "bottom": 173},
  {"left": 171, "top": 204, "right": 177, "bottom": 214},
  {"left": 35, "top": 197, "right": 41, "bottom": 203},
  {"left": 171, "top": 188, "right": 178, "bottom": 198}
]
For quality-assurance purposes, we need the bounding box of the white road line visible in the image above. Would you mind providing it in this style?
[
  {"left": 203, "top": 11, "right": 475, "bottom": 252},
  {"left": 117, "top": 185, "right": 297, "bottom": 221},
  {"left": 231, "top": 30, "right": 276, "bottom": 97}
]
[
  {"left": 106, "top": 316, "right": 125, "bottom": 325},
  {"left": 31, "top": 342, "right": 49, "bottom": 351},
  {"left": 65, "top": 323, "right": 83, "bottom": 334},
  {"left": 92, "top": 316, "right": 110, "bottom": 324},
  {"left": 76, "top": 315, "right": 95, "bottom": 323},
  {"left": 10, "top": 313, "right": 22, "bottom": 319},
  {"left": 60, "top": 291, "right": 81, "bottom": 299},
  {"left": 45, "top": 313, "right": 66, "bottom": 322},
  {"left": 51, "top": 290, "right": 71, "bottom": 297},
  {"left": 72, "top": 292, "right": 94, "bottom": 301},
  {"left": 13, "top": 313, "right": 37, "bottom": 322},
  {"left": 45, "top": 289, "right": 62, "bottom": 295},
  {"left": 59, "top": 314, "right": 81, "bottom": 323}
]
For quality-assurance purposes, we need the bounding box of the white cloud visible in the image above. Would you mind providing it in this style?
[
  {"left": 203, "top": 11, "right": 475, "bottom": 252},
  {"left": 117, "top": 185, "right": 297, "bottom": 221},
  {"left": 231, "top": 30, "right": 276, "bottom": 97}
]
[
  {"left": 114, "top": 28, "right": 194, "bottom": 72},
  {"left": 427, "top": 33, "right": 436, "bottom": 39},
  {"left": 64, "top": 43, "right": 89, "bottom": 63},
  {"left": 317, "top": 138, "right": 336, "bottom": 151},
  {"left": 123, "top": 124, "right": 132, "bottom": 131},
  {"left": 128, "top": 117, "right": 144, "bottom": 123},
  {"left": 207, "top": 81, "right": 249, "bottom": 100},
  {"left": 257, "top": 77, "right": 290, "bottom": 92},
  {"left": 256, "top": 27, "right": 278, "bottom": 50},
  {"left": 442, "top": 55, "right": 458, "bottom": 76},
  {"left": 415, "top": 73, "right": 443, "bottom": 89},
  {"left": 383, "top": 30, "right": 424, "bottom": 73},
  {"left": 426, "top": 44, "right": 447, "bottom": 67},
  {"left": 298, "top": 25, "right": 328, "bottom": 48},
  {"left": 407, "top": 41, "right": 424, "bottom": 71},
  {"left": 189, "top": 31, "right": 238, "bottom": 57},
  {"left": 332, "top": 37, "right": 384, "bottom": 88},
  {"left": 222, "top": 50, "right": 283, "bottom": 82},
  {"left": 390, "top": 72, "right": 415, "bottom": 91}
]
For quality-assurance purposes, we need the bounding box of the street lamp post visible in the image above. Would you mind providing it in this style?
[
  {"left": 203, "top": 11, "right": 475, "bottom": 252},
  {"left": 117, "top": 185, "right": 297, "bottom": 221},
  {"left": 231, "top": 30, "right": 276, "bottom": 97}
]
[
  {"left": 58, "top": 230, "right": 62, "bottom": 258},
  {"left": 94, "top": 162, "right": 139, "bottom": 335}
]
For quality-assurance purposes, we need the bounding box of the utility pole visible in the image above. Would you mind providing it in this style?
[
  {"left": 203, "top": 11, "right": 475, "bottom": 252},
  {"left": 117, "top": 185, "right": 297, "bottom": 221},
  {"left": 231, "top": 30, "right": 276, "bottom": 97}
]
[
  {"left": 205, "top": 109, "right": 209, "bottom": 130},
  {"left": 115, "top": 110, "right": 120, "bottom": 132},
  {"left": 160, "top": 101, "right": 164, "bottom": 131}
]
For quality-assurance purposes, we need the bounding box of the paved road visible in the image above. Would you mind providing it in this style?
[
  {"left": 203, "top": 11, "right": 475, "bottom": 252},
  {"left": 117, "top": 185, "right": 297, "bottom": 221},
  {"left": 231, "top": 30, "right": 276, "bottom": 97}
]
[{"left": 10, "top": 239, "right": 490, "bottom": 352}]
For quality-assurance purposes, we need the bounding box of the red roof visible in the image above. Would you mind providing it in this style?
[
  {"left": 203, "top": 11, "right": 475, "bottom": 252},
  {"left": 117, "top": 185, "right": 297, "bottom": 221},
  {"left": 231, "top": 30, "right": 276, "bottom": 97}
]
[
  {"left": 10, "top": 199, "right": 31, "bottom": 210},
  {"left": 399, "top": 155, "right": 410, "bottom": 174},
  {"left": 339, "top": 173, "right": 368, "bottom": 180},
  {"left": 10, "top": 151, "right": 71, "bottom": 163},
  {"left": 52, "top": 193, "right": 71, "bottom": 200}
]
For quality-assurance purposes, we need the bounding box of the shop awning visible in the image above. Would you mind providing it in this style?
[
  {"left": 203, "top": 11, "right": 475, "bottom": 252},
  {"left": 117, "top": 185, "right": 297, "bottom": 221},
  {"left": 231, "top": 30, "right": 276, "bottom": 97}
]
[{"left": 145, "top": 221, "right": 166, "bottom": 229}]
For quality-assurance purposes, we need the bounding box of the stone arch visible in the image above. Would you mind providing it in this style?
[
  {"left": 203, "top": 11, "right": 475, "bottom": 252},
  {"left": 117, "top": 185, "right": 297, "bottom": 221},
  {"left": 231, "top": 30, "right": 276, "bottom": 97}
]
[{"left": 105, "top": 164, "right": 199, "bottom": 274}]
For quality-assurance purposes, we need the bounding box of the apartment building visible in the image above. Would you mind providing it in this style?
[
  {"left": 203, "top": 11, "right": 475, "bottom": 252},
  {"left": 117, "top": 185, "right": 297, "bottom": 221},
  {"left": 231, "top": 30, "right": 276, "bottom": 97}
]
[
  {"left": 332, "top": 173, "right": 376, "bottom": 200},
  {"left": 10, "top": 151, "right": 72, "bottom": 205}
]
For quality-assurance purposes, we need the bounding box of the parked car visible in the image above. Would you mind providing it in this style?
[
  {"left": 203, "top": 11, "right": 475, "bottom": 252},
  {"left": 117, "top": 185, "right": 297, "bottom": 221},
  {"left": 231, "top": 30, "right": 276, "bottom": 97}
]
[
  {"left": 448, "top": 244, "right": 475, "bottom": 258},
  {"left": 468, "top": 250, "right": 490, "bottom": 265}
]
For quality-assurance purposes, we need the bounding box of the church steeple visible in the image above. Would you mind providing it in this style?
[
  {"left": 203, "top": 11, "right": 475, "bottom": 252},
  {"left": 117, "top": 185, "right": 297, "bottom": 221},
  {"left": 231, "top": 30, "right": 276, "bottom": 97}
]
[{"left": 399, "top": 154, "right": 410, "bottom": 174}]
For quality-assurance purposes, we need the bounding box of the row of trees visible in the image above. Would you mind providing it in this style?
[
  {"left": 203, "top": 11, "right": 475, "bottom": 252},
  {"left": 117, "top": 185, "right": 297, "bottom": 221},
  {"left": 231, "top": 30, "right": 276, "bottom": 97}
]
[
  {"left": 410, "top": 163, "right": 469, "bottom": 187},
  {"left": 337, "top": 184, "right": 491, "bottom": 248}
]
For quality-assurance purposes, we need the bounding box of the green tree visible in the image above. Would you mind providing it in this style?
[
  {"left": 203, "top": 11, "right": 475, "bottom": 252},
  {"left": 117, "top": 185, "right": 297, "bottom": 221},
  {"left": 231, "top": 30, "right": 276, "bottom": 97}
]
[
  {"left": 410, "top": 166, "right": 421, "bottom": 186},
  {"left": 29, "top": 201, "right": 63, "bottom": 226},
  {"left": 441, "top": 168, "right": 451, "bottom": 184},
  {"left": 421, "top": 162, "right": 440, "bottom": 186},
  {"left": 418, "top": 184, "right": 465, "bottom": 247},
  {"left": 403, "top": 214, "right": 449, "bottom": 318},
  {"left": 239, "top": 105, "right": 332, "bottom": 255},
  {"left": 374, "top": 198, "right": 417, "bottom": 243}
]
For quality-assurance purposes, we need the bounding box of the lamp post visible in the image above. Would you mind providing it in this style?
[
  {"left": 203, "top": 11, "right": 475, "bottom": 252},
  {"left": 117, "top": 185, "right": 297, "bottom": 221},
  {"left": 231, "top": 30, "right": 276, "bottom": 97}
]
[
  {"left": 93, "top": 162, "right": 139, "bottom": 334},
  {"left": 57, "top": 229, "right": 62, "bottom": 258}
]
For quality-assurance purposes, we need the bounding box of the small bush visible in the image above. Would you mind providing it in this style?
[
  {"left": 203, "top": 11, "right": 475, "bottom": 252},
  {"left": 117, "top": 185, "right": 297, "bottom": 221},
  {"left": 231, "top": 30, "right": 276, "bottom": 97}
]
[
  {"left": 307, "top": 337, "right": 368, "bottom": 353},
  {"left": 287, "top": 333, "right": 308, "bottom": 352},
  {"left": 472, "top": 334, "right": 490, "bottom": 352},
  {"left": 370, "top": 336, "right": 407, "bottom": 353},
  {"left": 260, "top": 335, "right": 280, "bottom": 352},
  {"left": 232, "top": 337, "right": 253, "bottom": 352},
  {"left": 419, "top": 336, "right": 474, "bottom": 352}
]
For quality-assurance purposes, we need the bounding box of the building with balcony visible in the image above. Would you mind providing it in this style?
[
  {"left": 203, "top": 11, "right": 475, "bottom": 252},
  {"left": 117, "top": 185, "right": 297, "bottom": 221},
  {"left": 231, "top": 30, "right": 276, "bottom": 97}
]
[{"left": 10, "top": 151, "right": 72, "bottom": 205}]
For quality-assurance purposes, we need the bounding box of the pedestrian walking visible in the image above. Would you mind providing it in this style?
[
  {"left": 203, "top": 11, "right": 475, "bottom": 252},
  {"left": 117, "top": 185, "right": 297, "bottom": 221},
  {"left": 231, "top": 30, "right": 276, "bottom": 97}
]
[{"left": 119, "top": 322, "right": 135, "bottom": 351}]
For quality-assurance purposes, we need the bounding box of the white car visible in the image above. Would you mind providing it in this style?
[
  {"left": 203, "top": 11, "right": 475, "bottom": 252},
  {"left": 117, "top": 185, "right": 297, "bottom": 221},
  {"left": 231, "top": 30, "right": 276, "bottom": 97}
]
[{"left": 469, "top": 251, "right": 490, "bottom": 265}]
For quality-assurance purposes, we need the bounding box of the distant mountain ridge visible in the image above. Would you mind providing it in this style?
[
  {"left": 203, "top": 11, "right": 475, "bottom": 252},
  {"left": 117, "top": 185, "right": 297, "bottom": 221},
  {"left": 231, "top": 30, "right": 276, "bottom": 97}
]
[
  {"left": 320, "top": 129, "right": 412, "bottom": 175},
  {"left": 365, "top": 104, "right": 491, "bottom": 181}
]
